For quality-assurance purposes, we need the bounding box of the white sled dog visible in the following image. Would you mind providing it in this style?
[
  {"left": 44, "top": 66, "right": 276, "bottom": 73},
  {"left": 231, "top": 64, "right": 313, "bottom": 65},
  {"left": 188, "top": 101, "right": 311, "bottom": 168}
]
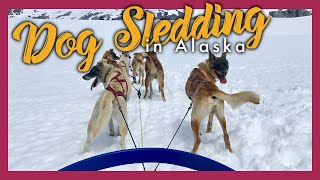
[
  {"left": 81, "top": 60, "right": 132, "bottom": 153},
  {"left": 119, "top": 52, "right": 132, "bottom": 75}
]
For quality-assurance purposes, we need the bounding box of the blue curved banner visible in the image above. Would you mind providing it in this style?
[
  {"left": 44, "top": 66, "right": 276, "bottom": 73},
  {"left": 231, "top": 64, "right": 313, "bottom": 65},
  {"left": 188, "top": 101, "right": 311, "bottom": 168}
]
[{"left": 60, "top": 148, "right": 234, "bottom": 171}]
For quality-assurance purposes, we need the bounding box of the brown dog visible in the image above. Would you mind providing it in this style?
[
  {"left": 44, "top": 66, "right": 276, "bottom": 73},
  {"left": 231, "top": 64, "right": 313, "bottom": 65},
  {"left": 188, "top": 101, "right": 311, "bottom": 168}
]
[
  {"left": 132, "top": 53, "right": 146, "bottom": 85},
  {"left": 102, "top": 48, "right": 120, "bottom": 60},
  {"left": 185, "top": 51, "right": 260, "bottom": 153},
  {"left": 141, "top": 52, "right": 166, "bottom": 101}
]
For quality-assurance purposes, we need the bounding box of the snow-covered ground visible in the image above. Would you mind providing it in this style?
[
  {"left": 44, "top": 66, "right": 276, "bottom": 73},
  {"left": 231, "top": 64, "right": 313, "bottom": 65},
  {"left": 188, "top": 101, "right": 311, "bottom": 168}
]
[{"left": 8, "top": 16, "right": 312, "bottom": 170}]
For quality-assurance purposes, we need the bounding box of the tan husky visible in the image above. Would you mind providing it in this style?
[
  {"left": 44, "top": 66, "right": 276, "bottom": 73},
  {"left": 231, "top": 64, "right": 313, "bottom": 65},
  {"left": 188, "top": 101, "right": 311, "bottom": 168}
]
[
  {"left": 81, "top": 60, "right": 132, "bottom": 154},
  {"left": 132, "top": 53, "right": 146, "bottom": 85},
  {"left": 119, "top": 52, "right": 132, "bottom": 75},
  {"left": 102, "top": 48, "right": 120, "bottom": 60},
  {"left": 141, "top": 52, "right": 166, "bottom": 102},
  {"left": 185, "top": 51, "right": 260, "bottom": 153}
]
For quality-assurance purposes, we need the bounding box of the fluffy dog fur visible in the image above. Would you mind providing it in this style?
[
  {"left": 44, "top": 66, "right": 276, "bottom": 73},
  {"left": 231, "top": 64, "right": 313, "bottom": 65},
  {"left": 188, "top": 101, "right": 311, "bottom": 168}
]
[
  {"left": 132, "top": 53, "right": 146, "bottom": 85},
  {"left": 185, "top": 51, "right": 260, "bottom": 153},
  {"left": 102, "top": 49, "right": 119, "bottom": 60},
  {"left": 141, "top": 52, "right": 166, "bottom": 101},
  {"left": 81, "top": 60, "right": 132, "bottom": 154},
  {"left": 119, "top": 52, "right": 132, "bottom": 75}
]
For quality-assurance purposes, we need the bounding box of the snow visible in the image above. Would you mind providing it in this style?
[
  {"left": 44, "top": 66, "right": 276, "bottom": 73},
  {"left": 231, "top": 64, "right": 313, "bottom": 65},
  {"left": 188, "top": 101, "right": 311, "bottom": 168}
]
[{"left": 8, "top": 16, "right": 312, "bottom": 171}]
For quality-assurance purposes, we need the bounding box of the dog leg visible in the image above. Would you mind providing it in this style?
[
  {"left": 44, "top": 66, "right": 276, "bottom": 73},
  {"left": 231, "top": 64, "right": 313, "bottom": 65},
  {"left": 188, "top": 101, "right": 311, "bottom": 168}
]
[
  {"left": 191, "top": 119, "right": 201, "bottom": 153},
  {"left": 119, "top": 122, "right": 128, "bottom": 150},
  {"left": 157, "top": 76, "right": 166, "bottom": 102},
  {"left": 109, "top": 118, "right": 116, "bottom": 136},
  {"left": 149, "top": 80, "right": 153, "bottom": 98},
  {"left": 215, "top": 101, "right": 233, "bottom": 153},
  {"left": 206, "top": 109, "right": 214, "bottom": 133},
  {"left": 190, "top": 99, "right": 213, "bottom": 153},
  {"left": 138, "top": 67, "right": 143, "bottom": 84},
  {"left": 141, "top": 70, "right": 145, "bottom": 86},
  {"left": 143, "top": 75, "right": 151, "bottom": 99},
  {"left": 113, "top": 99, "right": 128, "bottom": 149}
]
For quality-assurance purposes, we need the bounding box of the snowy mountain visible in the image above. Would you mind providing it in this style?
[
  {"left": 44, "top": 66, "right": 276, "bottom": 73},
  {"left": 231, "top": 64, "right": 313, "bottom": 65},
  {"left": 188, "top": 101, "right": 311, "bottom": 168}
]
[
  {"left": 269, "top": 9, "right": 312, "bottom": 18},
  {"left": 8, "top": 9, "right": 185, "bottom": 20},
  {"left": 8, "top": 9, "right": 278, "bottom": 20}
]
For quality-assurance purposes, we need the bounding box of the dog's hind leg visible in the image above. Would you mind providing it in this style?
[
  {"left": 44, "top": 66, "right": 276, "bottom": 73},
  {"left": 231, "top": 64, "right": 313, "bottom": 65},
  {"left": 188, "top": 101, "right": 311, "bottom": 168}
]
[
  {"left": 157, "top": 75, "right": 166, "bottom": 102},
  {"left": 143, "top": 75, "right": 152, "bottom": 99},
  {"left": 109, "top": 118, "right": 116, "bottom": 136},
  {"left": 191, "top": 119, "right": 201, "bottom": 153},
  {"left": 113, "top": 98, "right": 128, "bottom": 149},
  {"left": 190, "top": 100, "right": 211, "bottom": 153},
  {"left": 119, "top": 121, "right": 128, "bottom": 150},
  {"left": 141, "top": 70, "right": 145, "bottom": 86},
  {"left": 149, "top": 80, "right": 153, "bottom": 98},
  {"left": 206, "top": 108, "right": 215, "bottom": 133},
  {"left": 215, "top": 100, "right": 233, "bottom": 153}
]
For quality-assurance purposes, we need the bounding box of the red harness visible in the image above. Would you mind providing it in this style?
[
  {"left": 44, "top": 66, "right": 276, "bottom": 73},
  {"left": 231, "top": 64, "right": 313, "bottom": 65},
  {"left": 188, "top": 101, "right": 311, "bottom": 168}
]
[{"left": 106, "top": 72, "right": 128, "bottom": 102}]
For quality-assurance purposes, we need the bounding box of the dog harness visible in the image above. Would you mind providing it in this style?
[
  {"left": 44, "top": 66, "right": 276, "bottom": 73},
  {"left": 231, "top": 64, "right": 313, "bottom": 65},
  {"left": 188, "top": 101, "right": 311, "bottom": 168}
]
[{"left": 106, "top": 72, "right": 128, "bottom": 102}]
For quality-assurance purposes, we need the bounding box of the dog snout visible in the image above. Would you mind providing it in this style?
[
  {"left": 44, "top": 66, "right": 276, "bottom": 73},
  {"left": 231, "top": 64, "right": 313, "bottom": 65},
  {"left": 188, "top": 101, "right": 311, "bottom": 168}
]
[
  {"left": 222, "top": 70, "right": 228, "bottom": 76},
  {"left": 82, "top": 74, "right": 91, "bottom": 80}
]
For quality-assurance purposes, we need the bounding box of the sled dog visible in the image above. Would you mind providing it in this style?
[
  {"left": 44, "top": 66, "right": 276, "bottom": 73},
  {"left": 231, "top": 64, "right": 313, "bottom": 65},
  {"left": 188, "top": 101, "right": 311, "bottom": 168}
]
[
  {"left": 90, "top": 50, "right": 126, "bottom": 90},
  {"left": 141, "top": 52, "right": 166, "bottom": 101},
  {"left": 81, "top": 60, "right": 132, "bottom": 153},
  {"left": 131, "top": 53, "right": 146, "bottom": 85},
  {"left": 102, "top": 48, "right": 120, "bottom": 60},
  {"left": 185, "top": 51, "right": 260, "bottom": 153},
  {"left": 119, "top": 52, "right": 132, "bottom": 75}
]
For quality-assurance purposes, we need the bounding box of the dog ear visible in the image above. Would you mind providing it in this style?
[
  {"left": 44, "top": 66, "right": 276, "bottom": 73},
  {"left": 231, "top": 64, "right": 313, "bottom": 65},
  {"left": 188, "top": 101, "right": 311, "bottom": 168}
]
[
  {"left": 208, "top": 50, "right": 216, "bottom": 61},
  {"left": 110, "top": 49, "right": 114, "bottom": 52},
  {"left": 221, "top": 52, "right": 227, "bottom": 58}
]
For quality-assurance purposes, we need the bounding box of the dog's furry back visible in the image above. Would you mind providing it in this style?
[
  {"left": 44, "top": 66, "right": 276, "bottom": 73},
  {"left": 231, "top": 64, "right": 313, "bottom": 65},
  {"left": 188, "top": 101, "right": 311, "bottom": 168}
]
[{"left": 142, "top": 52, "right": 163, "bottom": 75}]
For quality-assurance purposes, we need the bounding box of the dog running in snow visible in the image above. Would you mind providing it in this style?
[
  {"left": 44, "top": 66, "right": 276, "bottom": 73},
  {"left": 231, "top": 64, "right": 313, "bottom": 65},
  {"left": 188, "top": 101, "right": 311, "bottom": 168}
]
[
  {"left": 81, "top": 58, "right": 132, "bottom": 154},
  {"left": 185, "top": 51, "right": 260, "bottom": 153}
]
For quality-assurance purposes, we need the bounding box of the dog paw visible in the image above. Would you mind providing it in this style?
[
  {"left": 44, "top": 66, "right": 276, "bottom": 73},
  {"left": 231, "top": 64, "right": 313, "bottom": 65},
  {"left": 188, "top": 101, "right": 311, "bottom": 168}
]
[
  {"left": 109, "top": 131, "right": 116, "bottom": 136},
  {"left": 226, "top": 146, "right": 233, "bottom": 153},
  {"left": 80, "top": 146, "right": 90, "bottom": 154}
]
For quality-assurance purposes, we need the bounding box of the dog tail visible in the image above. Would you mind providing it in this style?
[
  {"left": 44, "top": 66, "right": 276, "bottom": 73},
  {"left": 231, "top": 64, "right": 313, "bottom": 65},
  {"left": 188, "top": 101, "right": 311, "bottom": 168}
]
[{"left": 211, "top": 90, "right": 260, "bottom": 109}]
